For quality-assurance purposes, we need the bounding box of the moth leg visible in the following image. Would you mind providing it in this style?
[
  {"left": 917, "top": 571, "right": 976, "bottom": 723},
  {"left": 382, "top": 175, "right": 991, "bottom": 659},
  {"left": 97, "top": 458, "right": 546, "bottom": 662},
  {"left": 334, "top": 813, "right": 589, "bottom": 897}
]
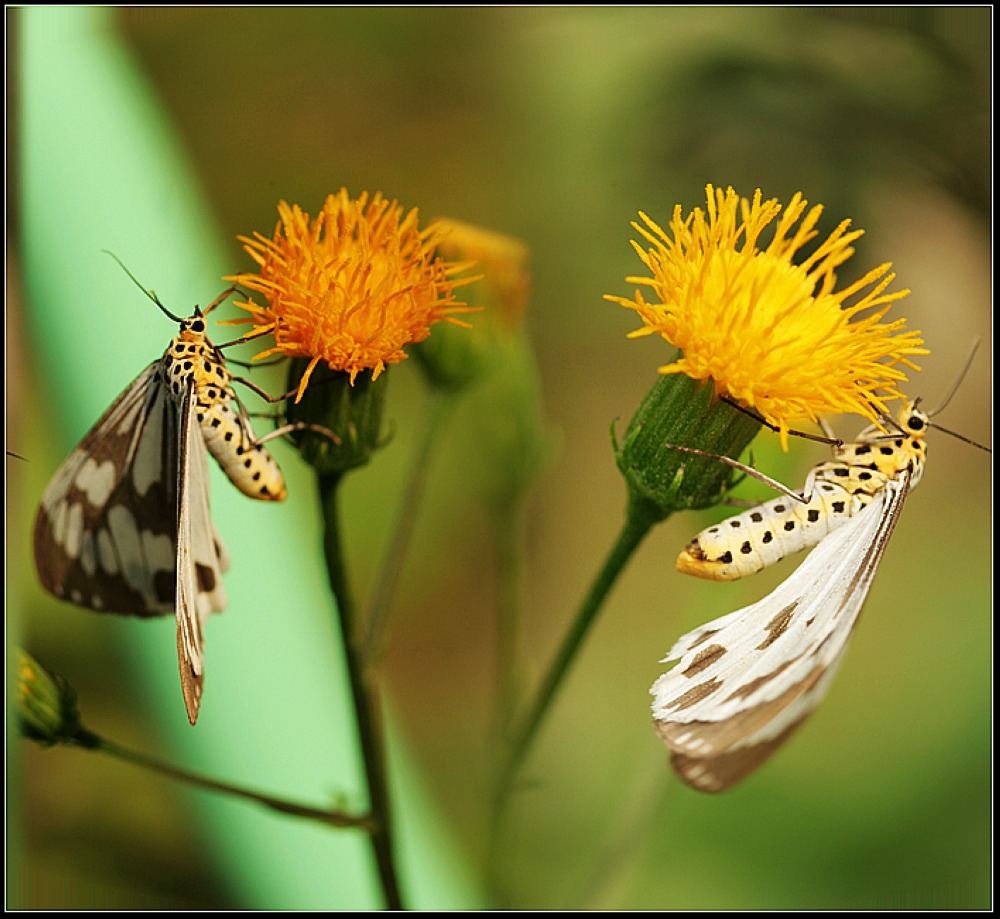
[
  {"left": 662, "top": 443, "right": 807, "bottom": 504},
  {"left": 257, "top": 421, "right": 341, "bottom": 447},
  {"left": 720, "top": 396, "right": 843, "bottom": 448}
]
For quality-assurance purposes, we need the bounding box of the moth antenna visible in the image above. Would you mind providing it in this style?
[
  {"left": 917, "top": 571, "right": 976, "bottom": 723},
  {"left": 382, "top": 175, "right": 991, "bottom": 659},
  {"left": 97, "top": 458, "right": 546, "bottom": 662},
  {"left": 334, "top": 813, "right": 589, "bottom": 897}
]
[
  {"left": 916, "top": 339, "right": 989, "bottom": 451},
  {"left": 201, "top": 284, "right": 240, "bottom": 318},
  {"left": 927, "top": 421, "right": 991, "bottom": 453},
  {"left": 925, "top": 339, "right": 981, "bottom": 417},
  {"left": 102, "top": 250, "right": 184, "bottom": 323}
]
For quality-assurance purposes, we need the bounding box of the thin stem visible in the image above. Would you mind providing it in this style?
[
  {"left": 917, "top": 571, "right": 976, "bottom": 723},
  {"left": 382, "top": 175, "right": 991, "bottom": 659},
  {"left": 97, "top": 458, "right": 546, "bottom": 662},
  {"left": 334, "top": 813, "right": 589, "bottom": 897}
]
[
  {"left": 361, "top": 388, "right": 455, "bottom": 668},
  {"left": 488, "top": 494, "right": 661, "bottom": 880},
  {"left": 73, "top": 733, "right": 374, "bottom": 831},
  {"left": 508, "top": 495, "right": 659, "bottom": 779},
  {"left": 492, "top": 497, "right": 527, "bottom": 744},
  {"left": 483, "top": 498, "right": 528, "bottom": 909},
  {"left": 319, "top": 473, "right": 405, "bottom": 911}
]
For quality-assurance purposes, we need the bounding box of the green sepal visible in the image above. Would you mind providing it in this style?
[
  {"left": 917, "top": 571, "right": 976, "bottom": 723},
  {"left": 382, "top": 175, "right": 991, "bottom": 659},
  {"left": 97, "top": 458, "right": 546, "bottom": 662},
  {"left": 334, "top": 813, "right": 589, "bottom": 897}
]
[
  {"left": 615, "top": 358, "right": 763, "bottom": 521},
  {"left": 412, "top": 320, "right": 495, "bottom": 392},
  {"left": 285, "top": 360, "right": 389, "bottom": 477}
]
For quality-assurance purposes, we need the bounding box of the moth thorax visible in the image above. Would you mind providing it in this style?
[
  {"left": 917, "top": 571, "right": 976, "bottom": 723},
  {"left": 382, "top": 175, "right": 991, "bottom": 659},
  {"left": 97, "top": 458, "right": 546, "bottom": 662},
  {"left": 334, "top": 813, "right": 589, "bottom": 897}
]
[
  {"left": 839, "top": 432, "right": 926, "bottom": 485},
  {"left": 813, "top": 461, "right": 892, "bottom": 499},
  {"left": 161, "top": 338, "right": 234, "bottom": 404},
  {"left": 198, "top": 401, "right": 288, "bottom": 502}
]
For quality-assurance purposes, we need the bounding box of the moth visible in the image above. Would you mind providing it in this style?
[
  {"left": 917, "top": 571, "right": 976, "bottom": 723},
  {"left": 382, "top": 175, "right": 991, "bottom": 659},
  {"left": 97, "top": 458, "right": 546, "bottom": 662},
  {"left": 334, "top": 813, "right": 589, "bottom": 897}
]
[
  {"left": 34, "top": 283, "right": 288, "bottom": 725},
  {"left": 651, "top": 382, "right": 987, "bottom": 792}
]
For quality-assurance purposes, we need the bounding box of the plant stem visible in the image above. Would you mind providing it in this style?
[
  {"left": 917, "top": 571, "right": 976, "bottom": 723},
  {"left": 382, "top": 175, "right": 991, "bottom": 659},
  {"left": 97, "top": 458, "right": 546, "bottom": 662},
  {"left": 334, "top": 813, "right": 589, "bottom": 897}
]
[
  {"left": 361, "top": 388, "right": 455, "bottom": 668},
  {"left": 492, "top": 497, "right": 526, "bottom": 745},
  {"left": 81, "top": 734, "right": 374, "bottom": 831},
  {"left": 494, "top": 493, "right": 661, "bottom": 805},
  {"left": 319, "top": 472, "right": 404, "bottom": 910}
]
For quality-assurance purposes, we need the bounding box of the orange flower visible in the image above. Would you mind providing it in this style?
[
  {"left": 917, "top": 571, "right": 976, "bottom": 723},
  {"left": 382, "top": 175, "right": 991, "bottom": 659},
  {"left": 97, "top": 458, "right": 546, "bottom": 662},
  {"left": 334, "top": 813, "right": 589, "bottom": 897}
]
[{"left": 227, "top": 190, "right": 479, "bottom": 401}]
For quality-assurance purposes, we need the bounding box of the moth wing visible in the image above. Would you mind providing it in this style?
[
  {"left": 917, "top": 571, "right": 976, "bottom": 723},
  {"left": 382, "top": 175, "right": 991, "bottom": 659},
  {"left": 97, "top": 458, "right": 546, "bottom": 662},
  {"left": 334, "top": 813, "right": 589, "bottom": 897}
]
[
  {"left": 652, "top": 471, "right": 912, "bottom": 791},
  {"left": 175, "top": 379, "right": 230, "bottom": 725},
  {"left": 33, "top": 365, "right": 180, "bottom": 616}
]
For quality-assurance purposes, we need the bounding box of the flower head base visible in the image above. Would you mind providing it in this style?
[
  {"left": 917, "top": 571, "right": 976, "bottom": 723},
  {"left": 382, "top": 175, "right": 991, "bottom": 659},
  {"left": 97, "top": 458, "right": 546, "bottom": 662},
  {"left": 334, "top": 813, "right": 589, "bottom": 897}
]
[
  {"left": 227, "top": 190, "right": 480, "bottom": 401},
  {"left": 606, "top": 185, "right": 928, "bottom": 449}
]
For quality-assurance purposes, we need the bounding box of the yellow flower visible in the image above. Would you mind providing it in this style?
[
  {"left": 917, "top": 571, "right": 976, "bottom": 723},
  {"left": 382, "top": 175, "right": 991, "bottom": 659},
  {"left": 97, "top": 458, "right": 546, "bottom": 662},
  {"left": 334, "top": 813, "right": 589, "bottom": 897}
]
[
  {"left": 227, "top": 190, "right": 480, "bottom": 401},
  {"left": 606, "top": 185, "right": 928, "bottom": 449}
]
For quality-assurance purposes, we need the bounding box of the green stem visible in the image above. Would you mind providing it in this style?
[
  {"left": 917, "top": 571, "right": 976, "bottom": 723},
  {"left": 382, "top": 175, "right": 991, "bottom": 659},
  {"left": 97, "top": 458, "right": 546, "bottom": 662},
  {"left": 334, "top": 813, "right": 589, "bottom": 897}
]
[
  {"left": 319, "top": 473, "right": 404, "bottom": 911},
  {"left": 71, "top": 732, "right": 374, "bottom": 831},
  {"left": 483, "top": 499, "right": 528, "bottom": 909},
  {"left": 486, "top": 494, "right": 661, "bottom": 905},
  {"left": 497, "top": 492, "right": 662, "bottom": 798},
  {"left": 492, "top": 498, "right": 526, "bottom": 744},
  {"left": 361, "top": 388, "right": 455, "bottom": 668}
]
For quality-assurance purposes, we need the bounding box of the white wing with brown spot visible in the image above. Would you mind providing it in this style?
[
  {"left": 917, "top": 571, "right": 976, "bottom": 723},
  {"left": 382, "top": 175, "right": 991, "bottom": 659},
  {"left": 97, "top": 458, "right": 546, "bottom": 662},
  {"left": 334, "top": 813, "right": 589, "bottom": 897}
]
[{"left": 652, "top": 469, "right": 912, "bottom": 792}]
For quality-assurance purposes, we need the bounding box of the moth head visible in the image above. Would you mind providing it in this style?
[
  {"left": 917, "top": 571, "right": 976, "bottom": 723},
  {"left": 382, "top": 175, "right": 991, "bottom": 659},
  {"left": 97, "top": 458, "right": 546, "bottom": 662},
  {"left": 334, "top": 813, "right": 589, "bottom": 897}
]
[
  {"left": 897, "top": 401, "right": 929, "bottom": 438},
  {"left": 178, "top": 309, "right": 208, "bottom": 342}
]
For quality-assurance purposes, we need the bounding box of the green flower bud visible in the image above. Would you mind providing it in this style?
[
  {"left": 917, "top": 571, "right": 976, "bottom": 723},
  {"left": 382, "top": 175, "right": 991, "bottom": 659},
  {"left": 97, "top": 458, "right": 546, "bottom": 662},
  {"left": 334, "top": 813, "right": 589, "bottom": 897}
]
[
  {"left": 285, "top": 359, "right": 388, "bottom": 478},
  {"left": 17, "top": 650, "right": 95, "bottom": 748},
  {"left": 615, "top": 361, "right": 762, "bottom": 521},
  {"left": 414, "top": 219, "right": 532, "bottom": 392},
  {"left": 412, "top": 320, "right": 495, "bottom": 392}
]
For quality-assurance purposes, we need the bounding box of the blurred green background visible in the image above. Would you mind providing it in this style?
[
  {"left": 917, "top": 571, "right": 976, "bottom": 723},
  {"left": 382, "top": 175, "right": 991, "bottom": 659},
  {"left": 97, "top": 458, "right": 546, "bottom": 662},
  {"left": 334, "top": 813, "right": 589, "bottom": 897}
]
[{"left": 9, "top": 7, "right": 991, "bottom": 910}]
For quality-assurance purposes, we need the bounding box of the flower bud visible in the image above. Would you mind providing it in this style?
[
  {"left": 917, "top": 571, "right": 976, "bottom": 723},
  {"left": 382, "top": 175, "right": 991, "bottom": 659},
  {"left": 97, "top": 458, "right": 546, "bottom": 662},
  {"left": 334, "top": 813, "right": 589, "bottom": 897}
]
[
  {"left": 414, "top": 219, "right": 531, "bottom": 392},
  {"left": 284, "top": 360, "right": 388, "bottom": 477},
  {"left": 615, "top": 366, "right": 762, "bottom": 520},
  {"left": 17, "top": 650, "right": 94, "bottom": 747}
]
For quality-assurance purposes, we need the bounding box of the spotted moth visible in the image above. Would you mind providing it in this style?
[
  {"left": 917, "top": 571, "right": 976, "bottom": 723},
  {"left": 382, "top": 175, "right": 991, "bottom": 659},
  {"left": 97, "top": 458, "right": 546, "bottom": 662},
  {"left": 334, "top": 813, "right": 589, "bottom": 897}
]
[
  {"left": 34, "top": 288, "right": 287, "bottom": 725},
  {"left": 651, "top": 400, "right": 937, "bottom": 792}
]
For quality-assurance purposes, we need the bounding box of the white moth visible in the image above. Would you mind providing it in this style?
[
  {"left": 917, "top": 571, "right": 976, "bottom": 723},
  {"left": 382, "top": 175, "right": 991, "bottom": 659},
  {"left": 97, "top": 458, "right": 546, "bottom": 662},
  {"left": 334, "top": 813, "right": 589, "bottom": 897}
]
[
  {"left": 34, "top": 287, "right": 287, "bottom": 725},
  {"left": 651, "top": 401, "right": 933, "bottom": 792}
]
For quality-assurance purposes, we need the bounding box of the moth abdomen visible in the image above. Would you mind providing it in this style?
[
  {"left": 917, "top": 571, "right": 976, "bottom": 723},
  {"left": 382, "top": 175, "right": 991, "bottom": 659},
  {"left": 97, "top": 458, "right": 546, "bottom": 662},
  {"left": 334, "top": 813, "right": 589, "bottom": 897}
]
[
  {"left": 677, "top": 475, "right": 865, "bottom": 581},
  {"left": 676, "top": 402, "right": 931, "bottom": 582},
  {"left": 198, "top": 401, "right": 287, "bottom": 501}
]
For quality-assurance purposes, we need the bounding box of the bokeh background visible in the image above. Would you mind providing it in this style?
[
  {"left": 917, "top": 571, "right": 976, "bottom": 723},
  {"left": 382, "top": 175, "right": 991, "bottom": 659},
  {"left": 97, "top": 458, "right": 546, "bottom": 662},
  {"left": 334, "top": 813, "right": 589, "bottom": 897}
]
[{"left": 9, "top": 6, "right": 991, "bottom": 910}]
